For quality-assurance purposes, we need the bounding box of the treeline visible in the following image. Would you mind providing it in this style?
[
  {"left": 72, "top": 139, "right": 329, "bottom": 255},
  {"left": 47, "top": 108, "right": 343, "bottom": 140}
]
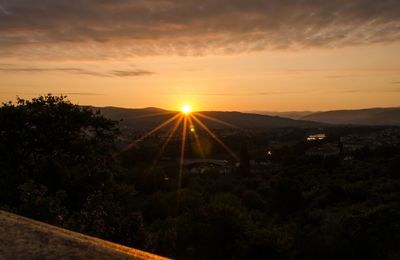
[{"left": 1, "top": 95, "right": 399, "bottom": 259}]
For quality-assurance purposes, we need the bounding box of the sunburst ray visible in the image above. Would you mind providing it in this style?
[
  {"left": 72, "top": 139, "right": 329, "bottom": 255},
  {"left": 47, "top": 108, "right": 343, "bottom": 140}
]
[
  {"left": 132, "top": 110, "right": 177, "bottom": 120},
  {"left": 178, "top": 115, "right": 188, "bottom": 189},
  {"left": 191, "top": 114, "right": 239, "bottom": 162},
  {"left": 187, "top": 115, "right": 205, "bottom": 158},
  {"left": 194, "top": 112, "right": 237, "bottom": 128},
  {"left": 122, "top": 112, "right": 181, "bottom": 152},
  {"left": 148, "top": 114, "right": 183, "bottom": 173}
]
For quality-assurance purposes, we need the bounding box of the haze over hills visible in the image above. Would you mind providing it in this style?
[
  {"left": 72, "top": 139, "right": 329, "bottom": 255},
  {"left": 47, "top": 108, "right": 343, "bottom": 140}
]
[
  {"left": 92, "top": 106, "right": 322, "bottom": 130},
  {"left": 198, "top": 111, "right": 320, "bottom": 128},
  {"left": 301, "top": 107, "right": 400, "bottom": 126},
  {"left": 246, "top": 111, "right": 314, "bottom": 120},
  {"left": 92, "top": 106, "right": 400, "bottom": 129},
  {"left": 245, "top": 107, "right": 400, "bottom": 126}
]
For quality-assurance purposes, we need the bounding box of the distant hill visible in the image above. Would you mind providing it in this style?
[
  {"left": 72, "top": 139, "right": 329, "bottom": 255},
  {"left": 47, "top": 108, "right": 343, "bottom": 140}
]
[
  {"left": 246, "top": 111, "right": 314, "bottom": 119},
  {"left": 93, "top": 106, "right": 179, "bottom": 129},
  {"left": 91, "top": 107, "right": 321, "bottom": 130},
  {"left": 198, "top": 111, "right": 320, "bottom": 128},
  {"left": 302, "top": 107, "right": 400, "bottom": 125}
]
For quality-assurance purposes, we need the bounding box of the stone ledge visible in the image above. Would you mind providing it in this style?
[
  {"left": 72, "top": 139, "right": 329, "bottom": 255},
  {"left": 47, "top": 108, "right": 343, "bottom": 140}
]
[{"left": 0, "top": 210, "right": 169, "bottom": 260}]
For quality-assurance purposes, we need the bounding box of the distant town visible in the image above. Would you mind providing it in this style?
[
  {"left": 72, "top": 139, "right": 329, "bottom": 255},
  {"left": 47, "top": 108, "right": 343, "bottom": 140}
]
[{"left": 118, "top": 124, "right": 400, "bottom": 178}]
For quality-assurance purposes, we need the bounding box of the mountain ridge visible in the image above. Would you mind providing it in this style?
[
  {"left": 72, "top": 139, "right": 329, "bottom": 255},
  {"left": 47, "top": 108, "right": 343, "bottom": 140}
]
[
  {"left": 89, "top": 106, "right": 322, "bottom": 129},
  {"left": 89, "top": 106, "right": 400, "bottom": 129},
  {"left": 302, "top": 107, "right": 400, "bottom": 125}
]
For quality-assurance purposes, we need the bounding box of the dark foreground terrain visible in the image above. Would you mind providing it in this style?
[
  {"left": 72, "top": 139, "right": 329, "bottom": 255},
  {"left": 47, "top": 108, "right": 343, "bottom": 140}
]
[{"left": 1, "top": 95, "right": 400, "bottom": 259}]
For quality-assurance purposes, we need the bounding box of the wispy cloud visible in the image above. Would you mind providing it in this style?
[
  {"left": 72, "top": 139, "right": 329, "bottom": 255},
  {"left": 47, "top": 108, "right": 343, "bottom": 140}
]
[
  {"left": 0, "top": 91, "right": 100, "bottom": 96},
  {"left": 110, "top": 70, "right": 154, "bottom": 77},
  {"left": 340, "top": 87, "right": 400, "bottom": 93},
  {"left": 183, "top": 90, "right": 305, "bottom": 96},
  {"left": 257, "top": 91, "right": 304, "bottom": 96},
  {"left": 57, "top": 92, "right": 101, "bottom": 96},
  {"left": 0, "top": 64, "right": 154, "bottom": 77},
  {"left": 382, "top": 88, "right": 400, "bottom": 93},
  {"left": 0, "top": 0, "right": 399, "bottom": 58},
  {"left": 0, "top": 4, "right": 10, "bottom": 15}
]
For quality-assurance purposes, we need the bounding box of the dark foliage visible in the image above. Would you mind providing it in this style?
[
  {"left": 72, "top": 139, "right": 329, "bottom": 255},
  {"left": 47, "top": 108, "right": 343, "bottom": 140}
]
[
  {"left": 0, "top": 95, "right": 141, "bottom": 243},
  {"left": 1, "top": 95, "right": 400, "bottom": 259}
]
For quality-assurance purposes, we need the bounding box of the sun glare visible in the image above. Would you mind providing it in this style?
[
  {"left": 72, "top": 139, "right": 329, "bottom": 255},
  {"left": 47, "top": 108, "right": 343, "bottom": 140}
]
[{"left": 181, "top": 105, "right": 192, "bottom": 115}]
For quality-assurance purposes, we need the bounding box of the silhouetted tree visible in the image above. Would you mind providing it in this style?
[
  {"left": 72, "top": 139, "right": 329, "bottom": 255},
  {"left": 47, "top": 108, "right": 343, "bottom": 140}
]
[{"left": 0, "top": 94, "right": 127, "bottom": 228}]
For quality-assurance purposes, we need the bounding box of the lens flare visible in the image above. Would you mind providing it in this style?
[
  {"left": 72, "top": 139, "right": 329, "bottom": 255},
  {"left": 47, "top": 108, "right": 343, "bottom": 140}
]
[{"left": 121, "top": 107, "right": 239, "bottom": 197}]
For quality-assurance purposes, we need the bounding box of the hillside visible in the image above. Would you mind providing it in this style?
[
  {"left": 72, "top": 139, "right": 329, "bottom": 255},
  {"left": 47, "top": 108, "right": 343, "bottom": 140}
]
[
  {"left": 94, "top": 106, "right": 176, "bottom": 129},
  {"left": 198, "top": 111, "right": 320, "bottom": 128},
  {"left": 302, "top": 107, "right": 400, "bottom": 125},
  {"left": 0, "top": 210, "right": 168, "bottom": 260},
  {"left": 246, "top": 111, "right": 314, "bottom": 119},
  {"left": 92, "top": 107, "right": 321, "bottom": 129}
]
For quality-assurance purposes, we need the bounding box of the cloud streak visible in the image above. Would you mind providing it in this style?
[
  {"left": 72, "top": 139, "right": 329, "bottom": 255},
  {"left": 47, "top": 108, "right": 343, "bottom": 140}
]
[
  {"left": 0, "top": 4, "right": 10, "bottom": 15},
  {"left": 0, "top": 64, "right": 154, "bottom": 77},
  {"left": 340, "top": 87, "right": 400, "bottom": 93},
  {"left": 0, "top": 91, "right": 101, "bottom": 96},
  {"left": 181, "top": 90, "right": 305, "bottom": 96},
  {"left": 0, "top": 0, "right": 399, "bottom": 58}
]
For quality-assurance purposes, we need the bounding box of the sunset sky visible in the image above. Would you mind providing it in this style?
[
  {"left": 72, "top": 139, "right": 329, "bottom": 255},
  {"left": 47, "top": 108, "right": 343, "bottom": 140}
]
[{"left": 1, "top": 0, "right": 399, "bottom": 111}]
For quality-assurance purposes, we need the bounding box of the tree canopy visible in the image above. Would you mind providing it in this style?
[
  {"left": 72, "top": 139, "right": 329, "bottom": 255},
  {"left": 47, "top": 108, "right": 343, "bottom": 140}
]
[{"left": 0, "top": 95, "right": 139, "bottom": 239}]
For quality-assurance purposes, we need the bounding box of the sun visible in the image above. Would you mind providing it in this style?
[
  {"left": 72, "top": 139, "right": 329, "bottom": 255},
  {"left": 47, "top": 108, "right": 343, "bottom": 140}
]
[{"left": 181, "top": 105, "right": 192, "bottom": 115}]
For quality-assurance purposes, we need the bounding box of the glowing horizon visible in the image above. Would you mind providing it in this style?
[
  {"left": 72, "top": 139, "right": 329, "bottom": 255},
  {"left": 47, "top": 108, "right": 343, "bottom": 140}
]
[{"left": 0, "top": 1, "right": 400, "bottom": 111}]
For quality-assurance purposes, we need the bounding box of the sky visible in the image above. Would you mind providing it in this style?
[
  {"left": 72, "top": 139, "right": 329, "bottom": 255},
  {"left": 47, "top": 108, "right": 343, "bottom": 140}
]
[{"left": 0, "top": 0, "right": 400, "bottom": 112}]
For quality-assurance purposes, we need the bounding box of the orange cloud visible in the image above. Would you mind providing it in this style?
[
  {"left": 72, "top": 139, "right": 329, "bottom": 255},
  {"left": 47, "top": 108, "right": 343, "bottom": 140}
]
[{"left": 0, "top": 0, "right": 399, "bottom": 59}]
